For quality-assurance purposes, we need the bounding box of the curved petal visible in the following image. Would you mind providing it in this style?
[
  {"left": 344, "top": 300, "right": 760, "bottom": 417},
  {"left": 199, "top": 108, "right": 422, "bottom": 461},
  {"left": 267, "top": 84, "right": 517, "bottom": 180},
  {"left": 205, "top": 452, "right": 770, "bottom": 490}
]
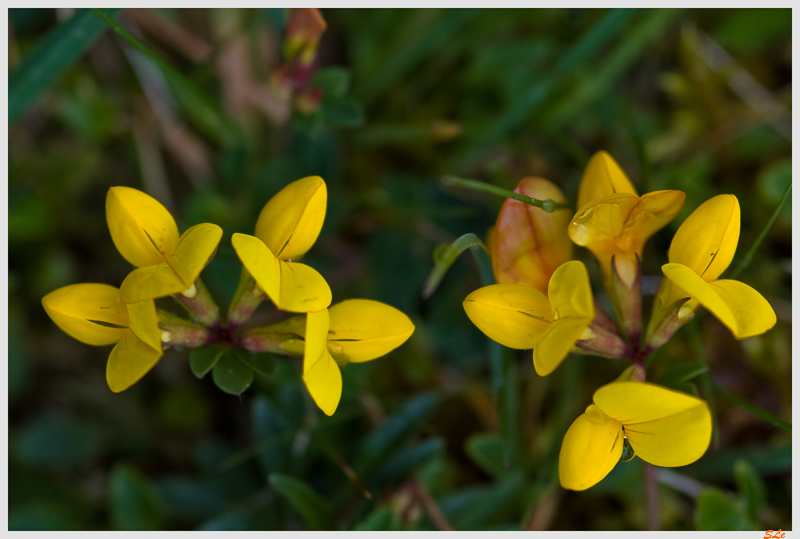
[
  {"left": 119, "top": 264, "right": 186, "bottom": 303},
  {"left": 302, "top": 309, "right": 342, "bottom": 416},
  {"left": 278, "top": 261, "right": 332, "bottom": 313},
  {"left": 170, "top": 223, "right": 223, "bottom": 284},
  {"left": 559, "top": 404, "right": 624, "bottom": 491},
  {"left": 662, "top": 263, "right": 748, "bottom": 337},
  {"left": 668, "top": 194, "right": 740, "bottom": 281},
  {"left": 126, "top": 299, "right": 162, "bottom": 352},
  {"left": 463, "top": 284, "right": 552, "bottom": 349},
  {"left": 106, "top": 186, "right": 179, "bottom": 267},
  {"left": 232, "top": 233, "right": 281, "bottom": 304},
  {"left": 576, "top": 151, "right": 637, "bottom": 210},
  {"left": 106, "top": 330, "right": 164, "bottom": 392},
  {"left": 42, "top": 283, "right": 129, "bottom": 346},
  {"left": 492, "top": 177, "right": 573, "bottom": 293},
  {"left": 254, "top": 176, "right": 327, "bottom": 261},
  {"left": 533, "top": 316, "right": 591, "bottom": 376},
  {"left": 707, "top": 279, "right": 776, "bottom": 339},
  {"left": 548, "top": 260, "right": 594, "bottom": 320},
  {"left": 594, "top": 381, "right": 711, "bottom": 467},
  {"left": 327, "top": 299, "right": 415, "bottom": 363},
  {"left": 569, "top": 191, "right": 684, "bottom": 273}
]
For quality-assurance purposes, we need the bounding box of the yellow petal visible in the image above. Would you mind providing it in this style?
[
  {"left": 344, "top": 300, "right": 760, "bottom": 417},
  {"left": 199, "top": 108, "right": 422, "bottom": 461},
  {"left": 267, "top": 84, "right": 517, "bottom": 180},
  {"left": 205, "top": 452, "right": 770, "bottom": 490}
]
[
  {"left": 278, "top": 260, "right": 332, "bottom": 313},
  {"left": 576, "top": 151, "right": 637, "bottom": 210},
  {"left": 302, "top": 309, "right": 342, "bottom": 416},
  {"left": 232, "top": 233, "right": 331, "bottom": 313},
  {"left": 663, "top": 263, "right": 776, "bottom": 339},
  {"left": 254, "top": 176, "right": 327, "bottom": 261},
  {"left": 463, "top": 284, "right": 552, "bottom": 349},
  {"left": 559, "top": 404, "right": 624, "bottom": 491},
  {"left": 231, "top": 233, "right": 281, "bottom": 304},
  {"left": 126, "top": 299, "right": 162, "bottom": 352},
  {"left": 170, "top": 223, "right": 223, "bottom": 285},
  {"left": 327, "top": 299, "right": 415, "bottom": 363},
  {"left": 106, "top": 330, "right": 164, "bottom": 392},
  {"left": 42, "top": 284, "right": 129, "bottom": 346},
  {"left": 594, "top": 381, "right": 711, "bottom": 467},
  {"left": 533, "top": 317, "right": 592, "bottom": 376},
  {"left": 668, "top": 194, "right": 740, "bottom": 281},
  {"left": 707, "top": 279, "right": 777, "bottom": 338},
  {"left": 119, "top": 264, "right": 187, "bottom": 303},
  {"left": 548, "top": 260, "right": 594, "bottom": 320},
  {"left": 106, "top": 186, "right": 179, "bottom": 267},
  {"left": 569, "top": 191, "right": 684, "bottom": 275},
  {"left": 491, "top": 177, "right": 573, "bottom": 294}
]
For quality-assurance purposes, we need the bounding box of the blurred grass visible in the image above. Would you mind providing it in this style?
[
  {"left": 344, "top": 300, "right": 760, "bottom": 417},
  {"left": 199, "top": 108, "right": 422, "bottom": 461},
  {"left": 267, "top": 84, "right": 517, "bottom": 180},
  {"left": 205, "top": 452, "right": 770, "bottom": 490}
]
[{"left": 9, "top": 7, "right": 791, "bottom": 531}]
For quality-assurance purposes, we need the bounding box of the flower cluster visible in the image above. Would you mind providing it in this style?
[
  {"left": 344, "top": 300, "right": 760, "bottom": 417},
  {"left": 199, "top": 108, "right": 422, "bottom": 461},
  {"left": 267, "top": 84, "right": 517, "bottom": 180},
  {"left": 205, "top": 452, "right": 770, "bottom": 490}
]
[
  {"left": 463, "top": 151, "right": 776, "bottom": 490},
  {"left": 42, "top": 177, "right": 414, "bottom": 416}
]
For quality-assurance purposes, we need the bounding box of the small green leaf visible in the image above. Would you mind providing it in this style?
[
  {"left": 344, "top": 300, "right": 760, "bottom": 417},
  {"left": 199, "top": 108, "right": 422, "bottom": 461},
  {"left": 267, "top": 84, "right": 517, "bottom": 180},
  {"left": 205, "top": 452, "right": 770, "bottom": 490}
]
[
  {"left": 189, "top": 344, "right": 227, "bottom": 379},
  {"left": 694, "top": 488, "right": 747, "bottom": 531},
  {"left": 109, "top": 463, "right": 164, "bottom": 531},
  {"left": 234, "top": 348, "right": 277, "bottom": 376},
  {"left": 422, "top": 233, "right": 486, "bottom": 299},
  {"left": 465, "top": 433, "right": 508, "bottom": 478},
  {"left": 268, "top": 473, "right": 333, "bottom": 530},
  {"left": 212, "top": 352, "right": 254, "bottom": 395},
  {"left": 734, "top": 459, "right": 766, "bottom": 524},
  {"left": 313, "top": 67, "right": 351, "bottom": 100},
  {"left": 321, "top": 97, "right": 365, "bottom": 128},
  {"left": 354, "top": 505, "right": 401, "bottom": 531}
]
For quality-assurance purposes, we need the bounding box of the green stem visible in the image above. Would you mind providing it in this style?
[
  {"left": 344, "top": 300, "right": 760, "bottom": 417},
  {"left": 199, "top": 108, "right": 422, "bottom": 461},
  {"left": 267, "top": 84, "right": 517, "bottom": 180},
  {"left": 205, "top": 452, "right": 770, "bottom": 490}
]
[
  {"left": 686, "top": 323, "right": 720, "bottom": 449},
  {"left": 442, "top": 175, "right": 571, "bottom": 212},
  {"left": 713, "top": 384, "right": 791, "bottom": 431},
  {"left": 729, "top": 180, "right": 791, "bottom": 280}
]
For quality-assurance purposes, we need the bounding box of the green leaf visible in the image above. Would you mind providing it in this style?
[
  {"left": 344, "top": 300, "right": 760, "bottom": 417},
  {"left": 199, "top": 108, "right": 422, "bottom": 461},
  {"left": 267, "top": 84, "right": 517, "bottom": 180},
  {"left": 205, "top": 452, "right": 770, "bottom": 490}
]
[
  {"left": 14, "top": 414, "right": 105, "bottom": 468},
  {"left": 355, "top": 505, "right": 402, "bottom": 531},
  {"left": 234, "top": 348, "right": 277, "bottom": 376},
  {"left": 313, "top": 67, "right": 351, "bottom": 100},
  {"left": 321, "top": 97, "right": 365, "bottom": 128},
  {"left": 212, "top": 352, "right": 254, "bottom": 395},
  {"left": 734, "top": 459, "right": 766, "bottom": 524},
  {"left": 268, "top": 473, "right": 333, "bottom": 530},
  {"left": 9, "top": 500, "right": 85, "bottom": 531},
  {"left": 465, "top": 433, "right": 509, "bottom": 478},
  {"left": 90, "top": 9, "right": 240, "bottom": 147},
  {"left": 694, "top": 488, "right": 747, "bottom": 531},
  {"left": 155, "top": 478, "right": 226, "bottom": 522},
  {"left": 109, "top": 463, "right": 164, "bottom": 531},
  {"left": 9, "top": 9, "right": 122, "bottom": 124},
  {"left": 422, "top": 232, "right": 486, "bottom": 299},
  {"left": 252, "top": 396, "right": 294, "bottom": 477},
  {"left": 713, "top": 383, "right": 791, "bottom": 431},
  {"left": 657, "top": 361, "right": 709, "bottom": 391},
  {"left": 189, "top": 344, "right": 227, "bottom": 379},
  {"left": 356, "top": 393, "right": 438, "bottom": 475},
  {"left": 371, "top": 437, "right": 445, "bottom": 485}
]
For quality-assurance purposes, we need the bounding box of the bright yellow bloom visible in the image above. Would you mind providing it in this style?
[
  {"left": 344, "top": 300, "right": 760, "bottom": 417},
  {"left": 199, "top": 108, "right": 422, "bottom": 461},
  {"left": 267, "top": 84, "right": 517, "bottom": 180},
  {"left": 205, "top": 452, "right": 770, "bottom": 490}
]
[
  {"left": 107, "top": 186, "right": 223, "bottom": 303},
  {"left": 463, "top": 260, "right": 594, "bottom": 376},
  {"left": 568, "top": 152, "right": 685, "bottom": 286},
  {"left": 490, "top": 177, "right": 573, "bottom": 294},
  {"left": 42, "top": 283, "right": 163, "bottom": 392},
  {"left": 232, "top": 176, "right": 332, "bottom": 313},
  {"left": 658, "top": 194, "right": 776, "bottom": 339},
  {"left": 559, "top": 381, "right": 711, "bottom": 491},
  {"left": 275, "top": 299, "right": 415, "bottom": 415}
]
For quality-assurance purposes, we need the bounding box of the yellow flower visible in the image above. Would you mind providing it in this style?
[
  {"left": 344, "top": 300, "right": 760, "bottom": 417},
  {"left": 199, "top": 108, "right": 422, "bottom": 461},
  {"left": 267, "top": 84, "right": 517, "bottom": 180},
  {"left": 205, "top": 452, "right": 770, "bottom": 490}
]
[
  {"left": 231, "top": 176, "right": 332, "bottom": 313},
  {"left": 42, "top": 283, "right": 163, "bottom": 392},
  {"left": 490, "top": 177, "right": 573, "bottom": 294},
  {"left": 559, "top": 381, "right": 711, "bottom": 491},
  {"left": 274, "top": 300, "right": 415, "bottom": 415},
  {"left": 568, "top": 151, "right": 685, "bottom": 287},
  {"left": 658, "top": 194, "right": 776, "bottom": 339},
  {"left": 463, "top": 260, "right": 594, "bottom": 376},
  {"left": 107, "top": 186, "right": 223, "bottom": 303}
]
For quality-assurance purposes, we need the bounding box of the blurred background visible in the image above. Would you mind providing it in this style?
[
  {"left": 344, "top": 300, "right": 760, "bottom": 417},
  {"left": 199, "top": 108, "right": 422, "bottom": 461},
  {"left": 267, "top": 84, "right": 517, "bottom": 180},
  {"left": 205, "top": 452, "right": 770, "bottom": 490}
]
[{"left": 8, "top": 8, "right": 791, "bottom": 531}]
